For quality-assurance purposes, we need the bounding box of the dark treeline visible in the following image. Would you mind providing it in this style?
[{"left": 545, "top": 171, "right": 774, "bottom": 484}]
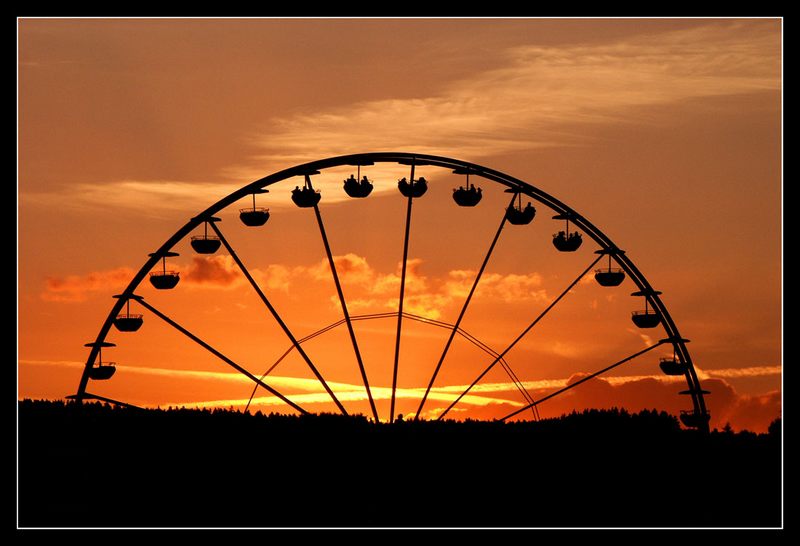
[{"left": 18, "top": 400, "right": 781, "bottom": 528}]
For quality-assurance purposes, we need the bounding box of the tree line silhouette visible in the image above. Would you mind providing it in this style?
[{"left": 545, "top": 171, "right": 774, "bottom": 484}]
[{"left": 18, "top": 400, "right": 781, "bottom": 528}]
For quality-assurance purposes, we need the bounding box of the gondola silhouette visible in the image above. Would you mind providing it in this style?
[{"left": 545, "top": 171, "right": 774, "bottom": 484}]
[
  {"left": 398, "top": 175, "right": 428, "bottom": 198},
  {"left": 504, "top": 189, "right": 536, "bottom": 224},
  {"left": 239, "top": 189, "right": 270, "bottom": 226},
  {"left": 148, "top": 252, "right": 180, "bottom": 290},
  {"left": 190, "top": 218, "right": 222, "bottom": 254},
  {"left": 594, "top": 249, "right": 626, "bottom": 287},
  {"left": 452, "top": 167, "right": 482, "bottom": 206},
  {"left": 292, "top": 173, "right": 322, "bottom": 207},
  {"left": 343, "top": 162, "right": 374, "bottom": 198}
]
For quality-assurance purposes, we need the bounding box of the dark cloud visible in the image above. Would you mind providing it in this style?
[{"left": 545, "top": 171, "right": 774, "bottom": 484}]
[
  {"left": 183, "top": 256, "right": 240, "bottom": 286},
  {"left": 41, "top": 267, "right": 135, "bottom": 302},
  {"left": 525, "top": 374, "right": 779, "bottom": 433}
]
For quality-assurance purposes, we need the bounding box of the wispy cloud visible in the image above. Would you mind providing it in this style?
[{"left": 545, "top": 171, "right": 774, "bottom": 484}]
[
  {"left": 21, "top": 358, "right": 781, "bottom": 399},
  {"left": 22, "top": 22, "right": 779, "bottom": 213},
  {"left": 21, "top": 180, "right": 242, "bottom": 216},
  {"left": 41, "top": 267, "right": 136, "bottom": 302},
  {"left": 160, "top": 386, "right": 525, "bottom": 413},
  {"left": 695, "top": 365, "right": 782, "bottom": 380},
  {"left": 245, "top": 21, "right": 778, "bottom": 166},
  {"left": 39, "top": 256, "right": 292, "bottom": 301},
  {"left": 19, "top": 358, "right": 781, "bottom": 430},
  {"left": 21, "top": 359, "right": 781, "bottom": 385}
]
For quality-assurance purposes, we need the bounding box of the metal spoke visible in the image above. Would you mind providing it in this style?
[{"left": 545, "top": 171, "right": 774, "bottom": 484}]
[
  {"left": 390, "top": 160, "right": 416, "bottom": 423},
  {"left": 312, "top": 198, "right": 379, "bottom": 422},
  {"left": 136, "top": 298, "right": 308, "bottom": 415},
  {"left": 500, "top": 341, "right": 665, "bottom": 421},
  {"left": 416, "top": 193, "right": 516, "bottom": 417},
  {"left": 438, "top": 254, "right": 604, "bottom": 420},
  {"left": 209, "top": 222, "right": 348, "bottom": 416}
]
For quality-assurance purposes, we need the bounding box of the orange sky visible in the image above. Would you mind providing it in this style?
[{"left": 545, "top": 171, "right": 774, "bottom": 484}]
[{"left": 18, "top": 18, "right": 782, "bottom": 431}]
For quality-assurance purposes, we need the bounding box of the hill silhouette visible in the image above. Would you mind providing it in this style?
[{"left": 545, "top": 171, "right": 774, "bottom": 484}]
[{"left": 18, "top": 400, "right": 781, "bottom": 528}]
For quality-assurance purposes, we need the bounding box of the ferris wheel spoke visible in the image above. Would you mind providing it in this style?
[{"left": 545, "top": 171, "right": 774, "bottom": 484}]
[
  {"left": 437, "top": 254, "right": 604, "bottom": 420},
  {"left": 209, "top": 222, "right": 349, "bottom": 416},
  {"left": 500, "top": 341, "right": 666, "bottom": 422},
  {"left": 135, "top": 298, "right": 309, "bottom": 415},
  {"left": 390, "top": 160, "right": 416, "bottom": 423},
  {"left": 312, "top": 203, "right": 379, "bottom": 422},
  {"left": 416, "top": 192, "right": 517, "bottom": 418}
]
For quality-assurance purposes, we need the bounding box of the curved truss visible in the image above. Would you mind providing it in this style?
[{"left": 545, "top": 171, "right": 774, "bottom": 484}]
[
  {"left": 76, "top": 152, "right": 709, "bottom": 429},
  {"left": 242, "top": 310, "right": 541, "bottom": 421}
]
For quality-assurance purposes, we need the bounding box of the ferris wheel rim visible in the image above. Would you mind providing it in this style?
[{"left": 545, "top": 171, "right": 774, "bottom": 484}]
[{"left": 76, "top": 152, "right": 708, "bottom": 426}]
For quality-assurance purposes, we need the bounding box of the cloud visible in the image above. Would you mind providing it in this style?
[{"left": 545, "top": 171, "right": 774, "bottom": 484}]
[
  {"left": 246, "top": 21, "right": 779, "bottom": 166},
  {"left": 477, "top": 272, "right": 548, "bottom": 303},
  {"left": 183, "top": 255, "right": 240, "bottom": 287},
  {"left": 626, "top": 328, "right": 654, "bottom": 348},
  {"left": 697, "top": 365, "right": 782, "bottom": 380},
  {"left": 22, "top": 22, "right": 779, "bottom": 213},
  {"left": 526, "top": 373, "right": 780, "bottom": 433},
  {"left": 319, "top": 256, "right": 547, "bottom": 319},
  {"left": 22, "top": 180, "right": 241, "bottom": 216},
  {"left": 251, "top": 264, "right": 293, "bottom": 293},
  {"left": 40, "top": 257, "right": 298, "bottom": 301},
  {"left": 308, "top": 253, "right": 375, "bottom": 284},
  {"left": 41, "top": 267, "right": 136, "bottom": 302},
  {"left": 713, "top": 389, "right": 781, "bottom": 433},
  {"left": 182, "top": 255, "right": 292, "bottom": 292},
  {"left": 305, "top": 254, "right": 447, "bottom": 316}
]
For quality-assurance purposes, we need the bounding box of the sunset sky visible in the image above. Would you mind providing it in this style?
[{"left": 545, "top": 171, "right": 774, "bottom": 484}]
[{"left": 18, "top": 18, "right": 782, "bottom": 431}]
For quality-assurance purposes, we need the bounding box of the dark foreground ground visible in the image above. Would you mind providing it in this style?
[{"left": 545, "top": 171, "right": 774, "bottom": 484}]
[{"left": 18, "top": 400, "right": 781, "bottom": 528}]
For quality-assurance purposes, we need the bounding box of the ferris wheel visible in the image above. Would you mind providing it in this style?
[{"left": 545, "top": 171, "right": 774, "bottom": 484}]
[{"left": 73, "top": 152, "right": 710, "bottom": 431}]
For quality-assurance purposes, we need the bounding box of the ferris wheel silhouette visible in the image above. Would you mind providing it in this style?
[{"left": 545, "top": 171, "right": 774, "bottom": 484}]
[{"left": 73, "top": 152, "right": 710, "bottom": 431}]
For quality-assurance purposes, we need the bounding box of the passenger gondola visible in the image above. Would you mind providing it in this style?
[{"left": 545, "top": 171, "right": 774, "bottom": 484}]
[
  {"left": 148, "top": 251, "right": 180, "bottom": 290},
  {"left": 504, "top": 190, "right": 536, "bottom": 224},
  {"left": 344, "top": 163, "right": 374, "bottom": 198},
  {"left": 113, "top": 296, "right": 143, "bottom": 332},
  {"left": 630, "top": 289, "right": 662, "bottom": 328},
  {"left": 552, "top": 214, "right": 583, "bottom": 251},
  {"left": 292, "top": 175, "right": 322, "bottom": 207},
  {"left": 84, "top": 341, "right": 117, "bottom": 381},
  {"left": 398, "top": 176, "right": 428, "bottom": 198},
  {"left": 452, "top": 169, "right": 482, "bottom": 206},
  {"left": 594, "top": 249, "right": 626, "bottom": 286},
  {"left": 659, "top": 358, "right": 687, "bottom": 376},
  {"left": 239, "top": 189, "right": 270, "bottom": 226},
  {"left": 190, "top": 220, "right": 221, "bottom": 254}
]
